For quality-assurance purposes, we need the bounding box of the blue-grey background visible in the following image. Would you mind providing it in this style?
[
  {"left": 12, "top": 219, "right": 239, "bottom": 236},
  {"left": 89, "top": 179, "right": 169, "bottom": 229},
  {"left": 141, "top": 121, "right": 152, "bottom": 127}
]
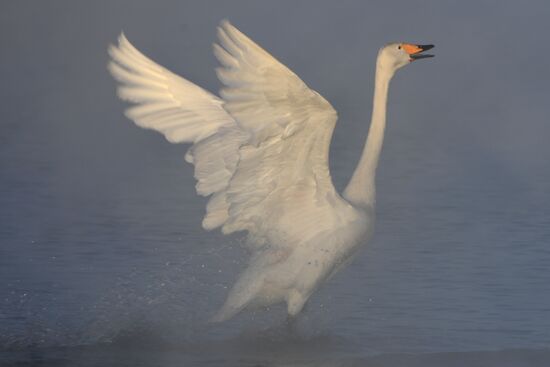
[{"left": 1, "top": 1, "right": 549, "bottom": 365}]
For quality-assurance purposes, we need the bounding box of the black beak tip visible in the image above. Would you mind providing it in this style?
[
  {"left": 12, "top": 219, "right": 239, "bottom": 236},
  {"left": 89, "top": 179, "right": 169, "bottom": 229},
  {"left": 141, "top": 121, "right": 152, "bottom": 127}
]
[{"left": 420, "top": 44, "right": 434, "bottom": 51}]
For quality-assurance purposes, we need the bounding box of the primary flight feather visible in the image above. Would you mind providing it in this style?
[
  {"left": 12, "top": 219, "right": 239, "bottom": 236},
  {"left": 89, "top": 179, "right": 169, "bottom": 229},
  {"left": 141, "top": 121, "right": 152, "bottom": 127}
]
[{"left": 108, "top": 20, "right": 434, "bottom": 322}]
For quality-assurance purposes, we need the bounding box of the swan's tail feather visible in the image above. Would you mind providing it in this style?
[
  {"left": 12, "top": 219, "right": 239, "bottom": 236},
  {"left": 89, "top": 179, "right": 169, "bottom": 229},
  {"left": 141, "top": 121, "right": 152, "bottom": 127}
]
[
  {"left": 209, "top": 268, "right": 265, "bottom": 322},
  {"left": 209, "top": 305, "right": 241, "bottom": 323},
  {"left": 209, "top": 295, "right": 249, "bottom": 323}
]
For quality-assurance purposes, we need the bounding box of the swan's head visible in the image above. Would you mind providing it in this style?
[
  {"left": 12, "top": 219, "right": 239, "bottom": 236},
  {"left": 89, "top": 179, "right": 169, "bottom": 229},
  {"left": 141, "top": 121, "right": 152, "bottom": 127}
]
[{"left": 378, "top": 43, "right": 434, "bottom": 73}]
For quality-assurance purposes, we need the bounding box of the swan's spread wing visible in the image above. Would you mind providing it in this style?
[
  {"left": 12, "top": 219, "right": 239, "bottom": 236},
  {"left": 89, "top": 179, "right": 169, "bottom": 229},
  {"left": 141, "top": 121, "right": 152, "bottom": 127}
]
[
  {"left": 108, "top": 33, "right": 235, "bottom": 144},
  {"left": 209, "top": 21, "right": 355, "bottom": 248},
  {"left": 108, "top": 34, "right": 241, "bottom": 218},
  {"left": 109, "top": 22, "right": 356, "bottom": 250}
]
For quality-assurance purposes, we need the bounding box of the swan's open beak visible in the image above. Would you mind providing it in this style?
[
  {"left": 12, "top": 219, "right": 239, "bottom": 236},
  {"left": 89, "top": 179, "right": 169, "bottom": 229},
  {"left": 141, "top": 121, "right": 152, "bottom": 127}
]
[{"left": 403, "top": 44, "right": 434, "bottom": 61}]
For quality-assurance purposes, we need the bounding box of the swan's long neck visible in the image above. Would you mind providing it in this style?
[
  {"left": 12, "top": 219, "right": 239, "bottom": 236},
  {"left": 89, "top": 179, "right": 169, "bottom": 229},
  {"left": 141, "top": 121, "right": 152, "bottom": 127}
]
[{"left": 343, "top": 63, "right": 393, "bottom": 208}]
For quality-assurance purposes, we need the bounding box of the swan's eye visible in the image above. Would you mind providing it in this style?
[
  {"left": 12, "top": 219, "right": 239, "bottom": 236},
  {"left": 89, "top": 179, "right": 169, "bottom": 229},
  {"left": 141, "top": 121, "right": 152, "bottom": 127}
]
[{"left": 398, "top": 45, "right": 401, "bottom": 50}]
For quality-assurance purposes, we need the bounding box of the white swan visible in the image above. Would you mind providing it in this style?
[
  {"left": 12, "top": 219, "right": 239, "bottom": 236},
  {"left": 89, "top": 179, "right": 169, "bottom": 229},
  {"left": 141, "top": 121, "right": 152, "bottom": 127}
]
[{"left": 108, "top": 20, "right": 434, "bottom": 322}]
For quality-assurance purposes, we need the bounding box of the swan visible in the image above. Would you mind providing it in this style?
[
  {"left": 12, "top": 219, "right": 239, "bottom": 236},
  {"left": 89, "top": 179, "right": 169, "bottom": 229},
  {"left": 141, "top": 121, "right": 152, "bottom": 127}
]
[{"left": 108, "top": 20, "right": 434, "bottom": 322}]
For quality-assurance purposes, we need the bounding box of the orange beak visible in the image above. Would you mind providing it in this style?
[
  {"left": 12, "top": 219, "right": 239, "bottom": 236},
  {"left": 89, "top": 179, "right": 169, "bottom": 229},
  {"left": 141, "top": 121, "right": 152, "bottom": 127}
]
[{"left": 402, "top": 43, "right": 435, "bottom": 61}]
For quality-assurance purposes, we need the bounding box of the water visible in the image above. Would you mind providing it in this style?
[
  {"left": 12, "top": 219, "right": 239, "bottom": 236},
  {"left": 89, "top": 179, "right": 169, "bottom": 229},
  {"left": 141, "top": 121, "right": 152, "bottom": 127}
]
[
  {"left": 2, "top": 1, "right": 550, "bottom": 365},
  {"left": 2, "top": 98, "right": 549, "bottom": 366}
]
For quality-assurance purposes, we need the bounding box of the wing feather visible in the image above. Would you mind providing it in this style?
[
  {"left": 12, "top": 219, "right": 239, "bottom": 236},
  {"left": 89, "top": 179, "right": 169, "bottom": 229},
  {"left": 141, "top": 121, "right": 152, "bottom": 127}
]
[
  {"left": 108, "top": 33, "right": 234, "bottom": 144},
  {"left": 211, "top": 21, "right": 356, "bottom": 248},
  {"left": 108, "top": 33, "right": 241, "bottom": 230}
]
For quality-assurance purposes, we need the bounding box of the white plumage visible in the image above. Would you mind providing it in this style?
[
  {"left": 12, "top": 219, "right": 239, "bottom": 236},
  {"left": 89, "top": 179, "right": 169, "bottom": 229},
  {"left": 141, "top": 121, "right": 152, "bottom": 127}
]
[{"left": 108, "top": 20, "right": 433, "bottom": 322}]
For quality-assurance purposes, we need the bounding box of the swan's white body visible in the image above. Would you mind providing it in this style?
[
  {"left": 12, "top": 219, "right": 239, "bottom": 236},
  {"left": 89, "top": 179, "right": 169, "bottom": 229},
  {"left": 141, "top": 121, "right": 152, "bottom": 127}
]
[{"left": 108, "top": 21, "right": 432, "bottom": 322}]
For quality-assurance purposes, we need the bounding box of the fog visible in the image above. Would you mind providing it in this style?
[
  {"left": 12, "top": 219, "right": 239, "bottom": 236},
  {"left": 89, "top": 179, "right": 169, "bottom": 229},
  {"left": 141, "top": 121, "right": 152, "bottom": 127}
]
[
  {"left": 1, "top": 0, "right": 550, "bottom": 362},
  {"left": 2, "top": 1, "right": 549, "bottom": 194}
]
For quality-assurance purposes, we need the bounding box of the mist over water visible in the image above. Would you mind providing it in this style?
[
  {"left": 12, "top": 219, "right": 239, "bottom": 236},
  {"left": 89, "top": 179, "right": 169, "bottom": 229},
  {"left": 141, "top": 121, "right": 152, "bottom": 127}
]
[{"left": 1, "top": 1, "right": 550, "bottom": 365}]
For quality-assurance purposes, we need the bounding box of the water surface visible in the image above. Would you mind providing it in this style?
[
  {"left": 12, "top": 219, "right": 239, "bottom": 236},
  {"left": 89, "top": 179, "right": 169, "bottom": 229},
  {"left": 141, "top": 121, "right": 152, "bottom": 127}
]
[{"left": 1, "top": 1, "right": 550, "bottom": 365}]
